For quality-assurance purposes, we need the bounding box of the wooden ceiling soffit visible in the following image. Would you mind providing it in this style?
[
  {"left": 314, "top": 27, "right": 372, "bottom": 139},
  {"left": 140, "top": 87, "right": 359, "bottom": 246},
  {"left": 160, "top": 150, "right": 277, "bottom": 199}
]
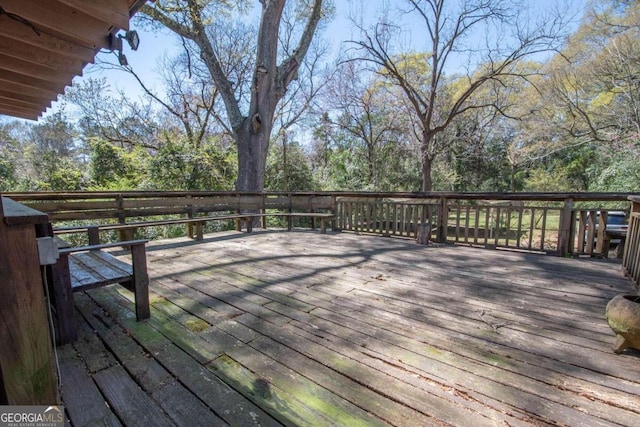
[
  {"left": 0, "top": 105, "right": 39, "bottom": 120},
  {"left": 0, "top": 18, "right": 95, "bottom": 62},
  {"left": 0, "top": 0, "right": 145, "bottom": 119},
  {"left": 0, "top": 54, "right": 73, "bottom": 85},
  {"left": 0, "top": 89, "right": 50, "bottom": 108},
  {"left": 0, "top": 69, "right": 67, "bottom": 94},
  {"left": 0, "top": 0, "right": 129, "bottom": 50},
  {"left": 0, "top": 95, "right": 45, "bottom": 112},
  {"left": 0, "top": 36, "right": 84, "bottom": 74},
  {"left": 0, "top": 80, "right": 59, "bottom": 100},
  {"left": 0, "top": 98, "right": 45, "bottom": 114},
  {"left": 58, "top": 0, "right": 131, "bottom": 32}
]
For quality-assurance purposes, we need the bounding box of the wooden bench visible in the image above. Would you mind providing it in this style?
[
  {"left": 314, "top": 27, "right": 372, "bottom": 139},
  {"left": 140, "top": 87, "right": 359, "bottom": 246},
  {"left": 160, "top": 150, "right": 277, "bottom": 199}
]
[
  {"left": 49, "top": 237, "right": 150, "bottom": 345},
  {"left": 54, "top": 212, "right": 335, "bottom": 241},
  {"left": 267, "top": 212, "right": 335, "bottom": 233}
]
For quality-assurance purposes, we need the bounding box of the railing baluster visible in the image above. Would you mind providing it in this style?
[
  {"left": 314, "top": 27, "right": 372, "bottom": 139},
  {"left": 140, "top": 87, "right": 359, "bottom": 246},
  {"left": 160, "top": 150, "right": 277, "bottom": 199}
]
[
  {"left": 454, "top": 204, "right": 461, "bottom": 242},
  {"left": 494, "top": 207, "right": 501, "bottom": 247},
  {"left": 516, "top": 207, "right": 523, "bottom": 249},
  {"left": 484, "top": 206, "right": 490, "bottom": 246},
  {"left": 540, "top": 208, "right": 548, "bottom": 252},
  {"left": 473, "top": 206, "right": 480, "bottom": 244},
  {"left": 528, "top": 208, "right": 535, "bottom": 250},
  {"left": 505, "top": 208, "right": 511, "bottom": 247},
  {"left": 464, "top": 205, "right": 470, "bottom": 243}
]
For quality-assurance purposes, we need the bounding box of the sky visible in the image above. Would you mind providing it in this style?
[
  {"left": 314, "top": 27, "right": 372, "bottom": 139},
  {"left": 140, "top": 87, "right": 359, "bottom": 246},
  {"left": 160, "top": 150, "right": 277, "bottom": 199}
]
[{"left": 38, "top": 0, "right": 588, "bottom": 122}]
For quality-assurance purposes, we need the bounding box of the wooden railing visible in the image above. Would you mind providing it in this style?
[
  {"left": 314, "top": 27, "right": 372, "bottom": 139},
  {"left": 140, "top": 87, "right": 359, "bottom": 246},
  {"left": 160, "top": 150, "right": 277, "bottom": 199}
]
[
  {"left": 622, "top": 196, "right": 640, "bottom": 289},
  {"left": 6, "top": 191, "right": 335, "bottom": 222},
  {"left": 5, "top": 191, "right": 638, "bottom": 257},
  {"left": 334, "top": 192, "right": 635, "bottom": 256},
  {"left": 5, "top": 191, "right": 335, "bottom": 243}
]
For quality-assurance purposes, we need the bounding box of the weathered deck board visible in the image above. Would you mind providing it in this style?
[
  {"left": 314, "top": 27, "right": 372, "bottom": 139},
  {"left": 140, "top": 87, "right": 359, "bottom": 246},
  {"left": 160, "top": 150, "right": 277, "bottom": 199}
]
[
  {"left": 61, "top": 231, "right": 640, "bottom": 427},
  {"left": 57, "top": 344, "right": 122, "bottom": 427},
  {"left": 73, "top": 293, "right": 227, "bottom": 427}
]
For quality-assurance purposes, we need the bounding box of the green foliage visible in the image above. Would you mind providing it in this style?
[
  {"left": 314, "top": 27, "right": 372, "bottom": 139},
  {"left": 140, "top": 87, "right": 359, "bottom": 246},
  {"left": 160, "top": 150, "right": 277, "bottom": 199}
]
[
  {"left": 265, "top": 141, "right": 317, "bottom": 191},
  {"left": 524, "top": 167, "right": 576, "bottom": 193},
  {"left": 147, "top": 140, "right": 236, "bottom": 190},
  {"left": 20, "top": 112, "right": 86, "bottom": 191},
  {"left": 0, "top": 156, "right": 16, "bottom": 191},
  {"left": 591, "top": 153, "right": 640, "bottom": 192},
  {"left": 3, "top": 0, "right": 639, "bottom": 196},
  {"left": 89, "top": 138, "right": 131, "bottom": 187},
  {"left": 86, "top": 139, "right": 149, "bottom": 190}
]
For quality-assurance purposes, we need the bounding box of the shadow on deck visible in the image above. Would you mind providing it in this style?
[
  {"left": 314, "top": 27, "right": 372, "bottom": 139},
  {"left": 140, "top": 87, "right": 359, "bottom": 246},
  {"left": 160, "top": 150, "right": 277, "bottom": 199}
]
[{"left": 58, "top": 230, "right": 640, "bottom": 427}]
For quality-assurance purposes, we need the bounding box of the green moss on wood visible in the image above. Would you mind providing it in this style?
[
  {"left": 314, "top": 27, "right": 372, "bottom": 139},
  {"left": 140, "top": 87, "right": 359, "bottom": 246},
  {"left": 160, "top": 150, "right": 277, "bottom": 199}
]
[{"left": 185, "top": 318, "right": 210, "bottom": 333}]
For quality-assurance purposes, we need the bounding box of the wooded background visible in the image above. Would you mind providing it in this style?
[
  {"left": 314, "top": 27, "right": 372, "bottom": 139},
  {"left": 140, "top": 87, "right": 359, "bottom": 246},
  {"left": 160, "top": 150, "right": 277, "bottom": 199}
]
[{"left": 1, "top": 0, "right": 638, "bottom": 194}]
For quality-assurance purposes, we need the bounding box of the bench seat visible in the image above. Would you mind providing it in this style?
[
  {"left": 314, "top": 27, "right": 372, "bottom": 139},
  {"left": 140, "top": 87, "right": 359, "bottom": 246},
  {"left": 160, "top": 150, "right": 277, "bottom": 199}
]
[
  {"left": 68, "top": 250, "right": 134, "bottom": 291},
  {"left": 54, "top": 212, "right": 336, "bottom": 240},
  {"left": 49, "top": 239, "right": 150, "bottom": 345}
]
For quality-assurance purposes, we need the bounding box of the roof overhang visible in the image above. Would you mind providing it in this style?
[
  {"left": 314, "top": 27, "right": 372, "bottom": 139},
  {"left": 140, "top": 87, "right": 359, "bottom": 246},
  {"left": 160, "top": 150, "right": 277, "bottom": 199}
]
[{"left": 0, "top": 0, "right": 150, "bottom": 120}]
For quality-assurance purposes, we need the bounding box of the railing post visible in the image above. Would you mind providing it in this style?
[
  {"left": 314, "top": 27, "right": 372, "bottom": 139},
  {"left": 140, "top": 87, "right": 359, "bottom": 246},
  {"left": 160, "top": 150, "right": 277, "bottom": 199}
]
[
  {"left": 187, "top": 194, "right": 194, "bottom": 239},
  {"left": 558, "top": 198, "right": 574, "bottom": 256},
  {"left": 567, "top": 209, "right": 577, "bottom": 256},
  {"left": 437, "top": 197, "right": 448, "bottom": 243},
  {"left": 622, "top": 196, "right": 640, "bottom": 289}
]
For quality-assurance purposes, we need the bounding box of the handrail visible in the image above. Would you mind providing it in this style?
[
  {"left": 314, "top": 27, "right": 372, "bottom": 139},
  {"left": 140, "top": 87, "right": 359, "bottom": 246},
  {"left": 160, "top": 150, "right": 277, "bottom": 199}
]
[{"left": 4, "top": 191, "right": 637, "bottom": 257}]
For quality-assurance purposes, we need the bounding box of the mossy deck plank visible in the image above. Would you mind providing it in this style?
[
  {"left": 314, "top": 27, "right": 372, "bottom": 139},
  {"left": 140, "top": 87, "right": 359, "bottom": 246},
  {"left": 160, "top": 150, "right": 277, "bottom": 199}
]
[
  {"left": 57, "top": 344, "right": 122, "bottom": 427},
  {"left": 92, "top": 365, "right": 174, "bottom": 427},
  {"left": 59, "top": 231, "right": 640, "bottom": 427},
  {"left": 85, "top": 286, "right": 281, "bottom": 427},
  {"left": 73, "top": 293, "right": 227, "bottom": 427}
]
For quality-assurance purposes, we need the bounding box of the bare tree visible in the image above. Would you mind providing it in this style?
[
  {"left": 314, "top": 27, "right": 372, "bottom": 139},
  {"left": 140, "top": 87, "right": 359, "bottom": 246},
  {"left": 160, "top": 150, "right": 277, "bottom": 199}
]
[
  {"left": 348, "top": 0, "right": 571, "bottom": 191},
  {"left": 66, "top": 78, "right": 160, "bottom": 150},
  {"left": 271, "top": 4, "right": 332, "bottom": 189},
  {"left": 323, "top": 60, "right": 409, "bottom": 188},
  {"left": 141, "top": 0, "right": 326, "bottom": 191}
]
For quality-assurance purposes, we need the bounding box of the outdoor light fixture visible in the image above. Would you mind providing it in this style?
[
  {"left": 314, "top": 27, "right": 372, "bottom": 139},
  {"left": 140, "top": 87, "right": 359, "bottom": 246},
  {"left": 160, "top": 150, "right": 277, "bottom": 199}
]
[
  {"left": 121, "top": 30, "right": 140, "bottom": 51},
  {"left": 108, "top": 30, "right": 140, "bottom": 66}
]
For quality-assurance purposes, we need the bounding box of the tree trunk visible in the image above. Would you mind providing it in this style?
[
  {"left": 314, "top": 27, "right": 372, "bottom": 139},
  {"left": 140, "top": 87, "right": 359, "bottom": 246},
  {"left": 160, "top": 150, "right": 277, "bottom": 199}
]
[
  {"left": 141, "top": 0, "right": 324, "bottom": 192},
  {"left": 421, "top": 138, "right": 433, "bottom": 191},
  {"left": 509, "top": 163, "right": 516, "bottom": 192},
  {"left": 421, "top": 156, "right": 433, "bottom": 192},
  {"left": 235, "top": 118, "right": 272, "bottom": 191}
]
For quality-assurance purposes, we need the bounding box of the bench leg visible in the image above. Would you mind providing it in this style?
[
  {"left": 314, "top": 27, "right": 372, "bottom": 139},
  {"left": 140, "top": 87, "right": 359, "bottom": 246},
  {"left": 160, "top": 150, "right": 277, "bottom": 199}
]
[
  {"left": 49, "top": 253, "right": 77, "bottom": 345},
  {"left": 131, "top": 245, "right": 150, "bottom": 320},
  {"left": 87, "top": 226, "right": 100, "bottom": 246},
  {"left": 195, "top": 221, "right": 204, "bottom": 240},
  {"left": 320, "top": 218, "right": 326, "bottom": 234},
  {"left": 118, "top": 228, "right": 135, "bottom": 242}
]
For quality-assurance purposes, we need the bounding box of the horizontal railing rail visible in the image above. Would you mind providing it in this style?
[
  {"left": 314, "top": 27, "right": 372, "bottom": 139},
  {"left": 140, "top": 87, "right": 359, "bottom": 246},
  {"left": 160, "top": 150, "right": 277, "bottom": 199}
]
[
  {"left": 4, "top": 191, "right": 337, "bottom": 243},
  {"left": 5, "top": 191, "right": 638, "bottom": 257}
]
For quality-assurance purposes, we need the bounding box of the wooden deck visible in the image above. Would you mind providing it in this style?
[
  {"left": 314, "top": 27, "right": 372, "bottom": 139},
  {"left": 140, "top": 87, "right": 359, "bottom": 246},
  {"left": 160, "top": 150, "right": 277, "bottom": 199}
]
[{"left": 58, "top": 230, "right": 640, "bottom": 427}]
